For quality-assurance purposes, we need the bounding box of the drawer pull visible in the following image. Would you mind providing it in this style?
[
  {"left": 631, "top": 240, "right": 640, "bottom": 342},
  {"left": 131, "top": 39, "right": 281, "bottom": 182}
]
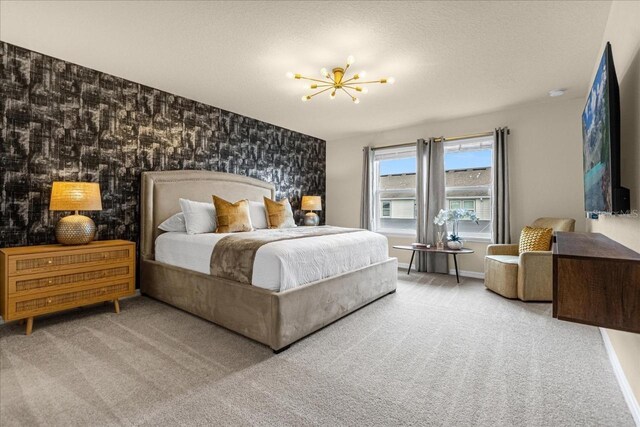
[
  {"left": 46, "top": 298, "right": 52, "bottom": 304},
  {"left": 48, "top": 280, "right": 53, "bottom": 284},
  {"left": 47, "top": 260, "right": 53, "bottom": 264}
]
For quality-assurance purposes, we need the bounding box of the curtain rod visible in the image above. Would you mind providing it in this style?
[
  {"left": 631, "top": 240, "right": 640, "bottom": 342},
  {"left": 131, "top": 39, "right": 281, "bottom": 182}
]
[{"left": 370, "top": 129, "right": 509, "bottom": 151}]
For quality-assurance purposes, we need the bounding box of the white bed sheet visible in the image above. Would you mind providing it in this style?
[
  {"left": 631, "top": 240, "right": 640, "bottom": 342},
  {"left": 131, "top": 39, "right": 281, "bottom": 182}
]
[{"left": 155, "top": 228, "right": 389, "bottom": 292}]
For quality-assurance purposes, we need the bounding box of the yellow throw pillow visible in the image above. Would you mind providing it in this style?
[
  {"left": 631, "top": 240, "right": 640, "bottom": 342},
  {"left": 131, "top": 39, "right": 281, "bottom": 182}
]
[
  {"left": 264, "top": 197, "right": 297, "bottom": 229},
  {"left": 519, "top": 226, "right": 553, "bottom": 254},
  {"left": 212, "top": 196, "right": 252, "bottom": 233}
]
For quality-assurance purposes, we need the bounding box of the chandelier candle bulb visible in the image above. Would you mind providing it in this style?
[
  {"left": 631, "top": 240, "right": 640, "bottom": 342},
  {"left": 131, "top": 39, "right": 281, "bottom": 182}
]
[{"left": 347, "top": 55, "right": 355, "bottom": 65}]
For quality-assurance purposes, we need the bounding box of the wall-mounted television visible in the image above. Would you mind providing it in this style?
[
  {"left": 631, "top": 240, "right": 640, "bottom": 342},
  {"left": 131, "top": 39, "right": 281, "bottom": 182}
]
[{"left": 582, "top": 42, "right": 630, "bottom": 214}]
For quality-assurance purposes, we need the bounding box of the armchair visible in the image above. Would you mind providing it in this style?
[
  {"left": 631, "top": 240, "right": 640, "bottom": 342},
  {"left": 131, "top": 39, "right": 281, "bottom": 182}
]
[{"left": 484, "top": 217, "right": 575, "bottom": 301}]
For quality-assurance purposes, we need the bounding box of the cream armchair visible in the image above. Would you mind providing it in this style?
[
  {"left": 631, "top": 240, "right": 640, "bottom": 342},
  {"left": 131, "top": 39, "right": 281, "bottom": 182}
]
[{"left": 484, "top": 217, "right": 575, "bottom": 301}]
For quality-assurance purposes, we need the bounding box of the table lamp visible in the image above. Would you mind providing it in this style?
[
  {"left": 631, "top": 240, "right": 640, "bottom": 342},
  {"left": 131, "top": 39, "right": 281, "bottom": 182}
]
[
  {"left": 301, "top": 195, "right": 322, "bottom": 226},
  {"left": 49, "top": 182, "right": 102, "bottom": 245}
]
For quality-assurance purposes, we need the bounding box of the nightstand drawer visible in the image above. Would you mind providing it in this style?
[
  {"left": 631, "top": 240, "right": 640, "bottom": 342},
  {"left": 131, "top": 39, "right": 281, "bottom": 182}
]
[
  {"left": 6, "top": 279, "right": 134, "bottom": 319},
  {"left": 8, "top": 262, "right": 134, "bottom": 296},
  {"left": 8, "top": 245, "right": 134, "bottom": 276}
]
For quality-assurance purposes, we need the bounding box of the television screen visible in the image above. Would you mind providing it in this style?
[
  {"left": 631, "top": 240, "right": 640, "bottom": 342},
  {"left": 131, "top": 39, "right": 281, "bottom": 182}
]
[
  {"left": 582, "top": 45, "right": 613, "bottom": 213},
  {"left": 581, "top": 42, "right": 629, "bottom": 214}
]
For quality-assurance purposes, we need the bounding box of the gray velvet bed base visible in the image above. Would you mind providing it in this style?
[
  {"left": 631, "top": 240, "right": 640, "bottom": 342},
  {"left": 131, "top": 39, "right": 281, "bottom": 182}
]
[
  {"left": 141, "top": 257, "right": 397, "bottom": 351},
  {"left": 139, "top": 170, "right": 398, "bottom": 351}
]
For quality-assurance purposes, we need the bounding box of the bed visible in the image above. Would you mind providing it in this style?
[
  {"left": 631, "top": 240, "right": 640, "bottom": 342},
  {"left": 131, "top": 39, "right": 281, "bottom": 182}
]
[{"left": 140, "top": 170, "right": 398, "bottom": 352}]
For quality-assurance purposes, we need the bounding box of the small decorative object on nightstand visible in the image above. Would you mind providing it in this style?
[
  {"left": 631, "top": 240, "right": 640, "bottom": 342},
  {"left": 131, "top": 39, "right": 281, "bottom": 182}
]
[
  {"left": 301, "top": 195, "right": 322, "bottom": 226},
  {"left": 50, "top": 181, "right": 103, "bottom": 245}
]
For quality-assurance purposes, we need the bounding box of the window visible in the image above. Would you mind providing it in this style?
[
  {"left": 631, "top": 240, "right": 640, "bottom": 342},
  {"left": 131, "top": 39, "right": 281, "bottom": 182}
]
[
  {"left": 449, "top": 199, "right": 476, "bottom": 212},
  {"left": 381, "top": 201, "right": 391, "bottom": 217},
  {"left": 369, "top": 137, "right": 493, "bottom": 239},
  {"left": 372, "top": 146, "right": 417, "bottom": 234},
  {"left": 444, "top": 135, "right": 493, "bottom": 240}
]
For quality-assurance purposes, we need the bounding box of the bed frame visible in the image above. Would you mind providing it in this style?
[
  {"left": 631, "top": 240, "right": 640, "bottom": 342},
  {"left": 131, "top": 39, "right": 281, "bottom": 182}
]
[{"left": 140, "top": 170, "right": 398, "bottom": 352}]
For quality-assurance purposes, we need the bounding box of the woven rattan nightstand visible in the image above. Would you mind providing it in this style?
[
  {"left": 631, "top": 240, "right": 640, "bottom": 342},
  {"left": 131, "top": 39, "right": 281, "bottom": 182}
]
[{"left": 0, "top": 240, "right": 135, "bottom": 335}]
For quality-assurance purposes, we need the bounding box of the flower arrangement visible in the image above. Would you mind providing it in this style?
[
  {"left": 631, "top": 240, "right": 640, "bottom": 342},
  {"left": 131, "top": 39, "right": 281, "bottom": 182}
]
[{"left": 433, "top": 208, "right": 479, "bottom": 242}]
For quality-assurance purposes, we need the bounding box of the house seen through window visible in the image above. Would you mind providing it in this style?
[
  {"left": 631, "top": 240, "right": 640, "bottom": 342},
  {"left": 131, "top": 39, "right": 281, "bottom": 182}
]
[{"left": 373, "top": 146, "right": 417, "bottom": 234}]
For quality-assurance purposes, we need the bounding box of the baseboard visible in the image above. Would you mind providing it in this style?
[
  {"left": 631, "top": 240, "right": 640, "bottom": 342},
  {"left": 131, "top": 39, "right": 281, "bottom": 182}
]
[
  {"left": 600, "top": 328, "right": 640, "bottom": 426},
  {"left": 0, "top": 290, "right": 141, "bottom": 325},
  {"left": 398, "top": 263, "right": 484, "bottom": 279}
]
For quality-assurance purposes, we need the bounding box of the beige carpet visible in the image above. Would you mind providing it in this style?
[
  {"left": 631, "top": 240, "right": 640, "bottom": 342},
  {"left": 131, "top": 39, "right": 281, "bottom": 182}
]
[{"left": 0, "top": 272, "right": 634, "bottom": 426}]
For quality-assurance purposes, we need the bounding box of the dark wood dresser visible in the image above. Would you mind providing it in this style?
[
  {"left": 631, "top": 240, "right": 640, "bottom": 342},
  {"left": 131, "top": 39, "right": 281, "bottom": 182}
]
[
  {"left": 552, "top": 232, "right": 640, "bottom": 333},
  {"left": 0, "top": 240, "right": 136, "bottom": 335}
]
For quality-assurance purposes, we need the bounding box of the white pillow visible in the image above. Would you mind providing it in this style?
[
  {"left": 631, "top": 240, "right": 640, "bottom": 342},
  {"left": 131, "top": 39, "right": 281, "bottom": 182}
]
[
  {"left": 179, "top": 198, "right": 217, "bottom": 234},
  {"left": 158, "top": 212, "right": 186, "bottom": 232},
  {"left": 249, "top": 201, "right": 268, "bottom": 229}
]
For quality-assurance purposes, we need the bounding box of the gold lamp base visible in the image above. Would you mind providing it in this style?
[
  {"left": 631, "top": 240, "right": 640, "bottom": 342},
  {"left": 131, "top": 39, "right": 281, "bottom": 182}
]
[{"left": 55, "top": 214, "right": 96, "bottom": 245}]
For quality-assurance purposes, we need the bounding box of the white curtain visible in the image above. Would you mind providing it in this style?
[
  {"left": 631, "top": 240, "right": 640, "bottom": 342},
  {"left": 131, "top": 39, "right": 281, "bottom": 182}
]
[
  {"left": 492, "top": 128, "right": 511, "bottom": 243},
  {"left": 416, "top": 138, "right": 448, "bottom": 273},
  {"left": 360, "top": 146, "right": 374, "bottom": 230}
]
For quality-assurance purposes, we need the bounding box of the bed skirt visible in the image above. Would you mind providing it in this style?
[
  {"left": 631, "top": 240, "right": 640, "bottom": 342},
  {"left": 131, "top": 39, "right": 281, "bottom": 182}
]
[{"left": 140, "top": 257, "right": 398, "bottom": 351}]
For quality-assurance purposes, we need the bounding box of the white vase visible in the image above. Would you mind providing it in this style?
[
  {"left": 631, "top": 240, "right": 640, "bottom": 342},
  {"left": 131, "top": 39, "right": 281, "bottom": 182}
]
[{"left": 447, "top": 240, "right": 463, "bottom": 250}]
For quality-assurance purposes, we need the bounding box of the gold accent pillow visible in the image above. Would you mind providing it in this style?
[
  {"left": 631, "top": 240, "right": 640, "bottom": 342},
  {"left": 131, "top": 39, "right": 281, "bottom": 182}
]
[
  {"left": 519, "top": 226, "right": 553, "bottom": 254},
  {"left": 263, "top": 197, "right": 297, "bottom": 229},
  {"left": 212, "top": 196, "right": 252, "bottom": 233}
]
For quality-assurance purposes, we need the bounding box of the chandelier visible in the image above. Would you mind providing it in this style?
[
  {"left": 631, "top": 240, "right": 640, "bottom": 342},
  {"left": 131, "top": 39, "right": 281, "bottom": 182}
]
[{"left": 286, "top": 55, "right": 395, "bottom": 104}]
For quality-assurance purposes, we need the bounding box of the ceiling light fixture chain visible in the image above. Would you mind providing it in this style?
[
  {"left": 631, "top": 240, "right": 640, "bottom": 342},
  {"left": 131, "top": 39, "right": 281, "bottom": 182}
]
[{"left": 286, "top": 55, "right": 394, "bottom": 104}]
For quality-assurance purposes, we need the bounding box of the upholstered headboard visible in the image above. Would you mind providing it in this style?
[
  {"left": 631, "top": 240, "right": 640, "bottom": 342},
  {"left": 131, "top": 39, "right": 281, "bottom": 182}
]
[{"left": 140, "top": 171, "right": 275, "bottom": 260}]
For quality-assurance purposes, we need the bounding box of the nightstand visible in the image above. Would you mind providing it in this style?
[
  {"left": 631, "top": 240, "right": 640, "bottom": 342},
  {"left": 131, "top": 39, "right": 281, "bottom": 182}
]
[{"left": 0, "top": 240, "right": 136, "bottom": 335}]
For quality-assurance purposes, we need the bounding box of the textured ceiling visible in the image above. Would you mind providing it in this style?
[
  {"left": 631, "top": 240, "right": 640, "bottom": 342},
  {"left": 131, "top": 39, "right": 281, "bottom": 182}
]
[{"left": 0, "top": 1, "right": 611, "bottom": 140}]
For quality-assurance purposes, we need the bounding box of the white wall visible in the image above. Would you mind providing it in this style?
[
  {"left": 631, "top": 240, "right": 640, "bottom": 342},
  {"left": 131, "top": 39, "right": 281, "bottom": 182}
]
[
  {"left": 327, "top": 97, "right": 586, "bottom": 273},
  {"left": 585, "top": 0, "right": 640, "bottom": 414}
]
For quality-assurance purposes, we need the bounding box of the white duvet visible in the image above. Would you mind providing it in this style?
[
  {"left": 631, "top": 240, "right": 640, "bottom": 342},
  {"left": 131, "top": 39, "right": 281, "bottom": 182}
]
[{"left": 155, "top": 227, "right": 389, "bottom": 292}]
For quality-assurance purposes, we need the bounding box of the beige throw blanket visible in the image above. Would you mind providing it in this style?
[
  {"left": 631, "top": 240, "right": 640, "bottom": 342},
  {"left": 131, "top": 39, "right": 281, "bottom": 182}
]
[{"left": 210, "top": 226, "right": 360, "bottom": 284}]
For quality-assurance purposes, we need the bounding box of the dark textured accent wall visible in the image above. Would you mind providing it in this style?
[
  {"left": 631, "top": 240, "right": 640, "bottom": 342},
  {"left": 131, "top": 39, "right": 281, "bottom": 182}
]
[{"left": 0, "top": 42, "right": 326, "bottom": 248}]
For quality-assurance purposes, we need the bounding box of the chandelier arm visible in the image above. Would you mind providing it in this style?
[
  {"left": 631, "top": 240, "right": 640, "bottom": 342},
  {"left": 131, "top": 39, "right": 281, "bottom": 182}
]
[
  {"left": 341, "top": 76, "right": 360, "bottom": 85},
  {"left": 298, "top": 76, "right": 335, "bottom": 84},
  {"left": 308, "top": 86, "right": 334, "bottom": 99},
  {"left": 356, "top": 80, "right": 386, "bottom": 85},
  {"left": 340, "top": 87, "right": 356, "bottom": 101}
]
